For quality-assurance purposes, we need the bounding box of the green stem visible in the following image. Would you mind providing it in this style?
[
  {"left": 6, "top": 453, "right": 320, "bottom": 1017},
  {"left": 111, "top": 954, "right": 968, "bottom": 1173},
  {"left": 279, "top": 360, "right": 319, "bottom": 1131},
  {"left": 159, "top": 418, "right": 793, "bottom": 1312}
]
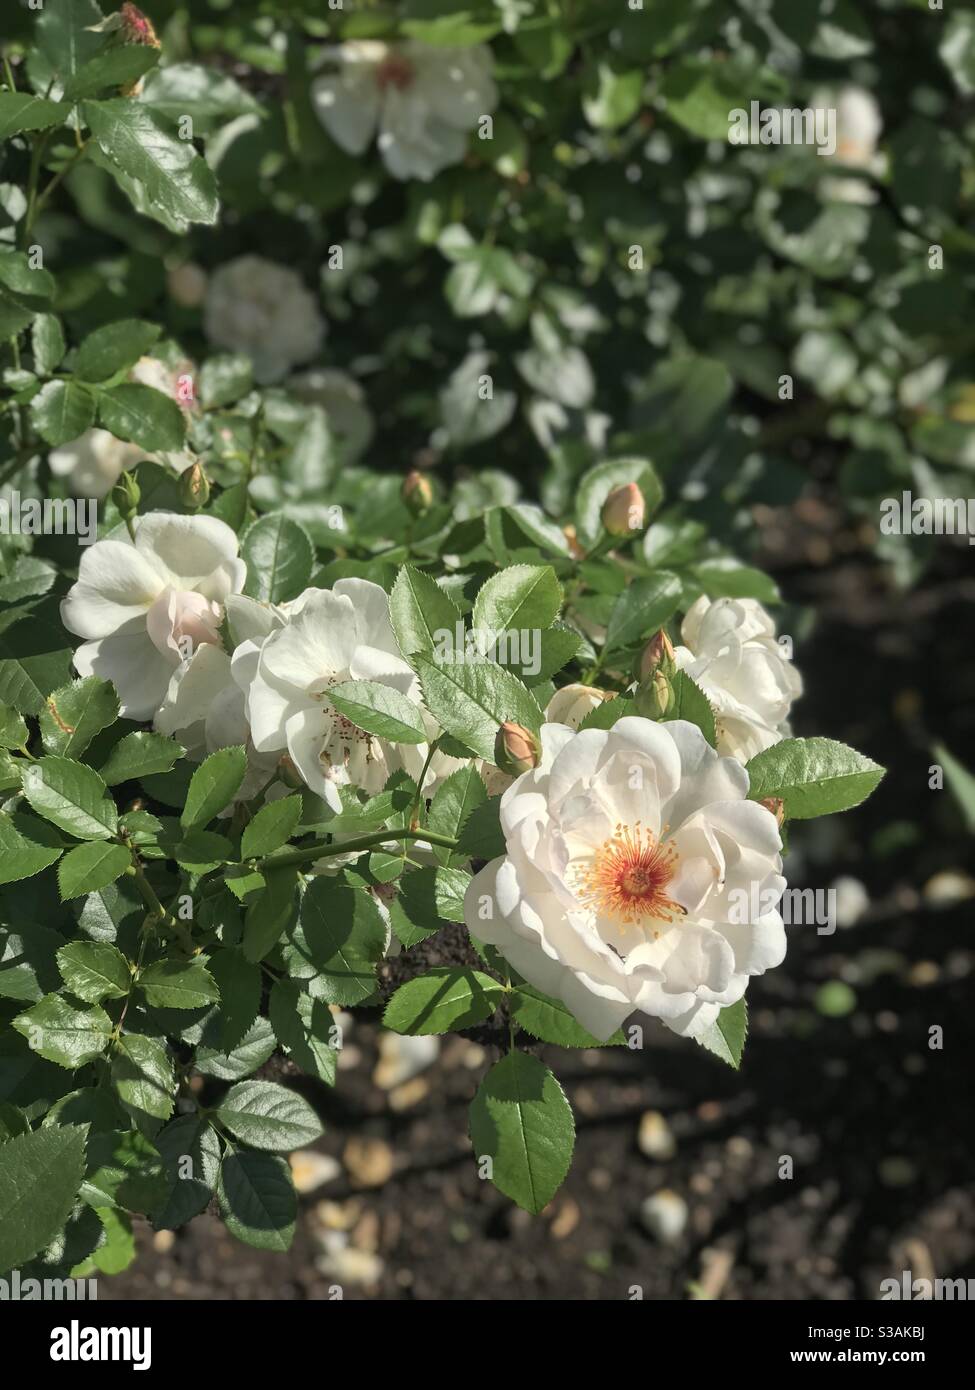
[
  {"left": 260, "top": 826, "right": 458, "bottom": 871},
  {"left": 28, "top": 141, "right": 89, "bottom": 235},
  {"left": 126, "top": 855, "right": 195, "bottom": 952}
]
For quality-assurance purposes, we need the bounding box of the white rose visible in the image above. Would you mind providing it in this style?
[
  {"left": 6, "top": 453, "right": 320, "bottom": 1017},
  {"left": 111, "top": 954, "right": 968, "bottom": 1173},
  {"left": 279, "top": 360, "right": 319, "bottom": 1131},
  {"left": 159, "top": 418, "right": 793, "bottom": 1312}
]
[
  {"left": 204, "top": 256, "right": 325, "bottom": 385},
  {"left": 544, "top": 683, "right": 612, "bottom": 730},
  {"left": 821, "top": 86, "right": 883, "bottom": 204},
  {"left": 673, "top": 596, "right": 801, "bottom": 763},
  {"left": 311, "top": 41, "right": 497, "bottom": 182},
  {"left": 60, "top": 512, "right": 246, "bottom": 721},
  {"left": 464, "top": 718, "right": 786, "bottom": 1042},
  {"left": 49, "top": 357, "right": 196, "bottom": 498},
  {"left": 231, "top": 578, "right": 446, "bottom": 810}
]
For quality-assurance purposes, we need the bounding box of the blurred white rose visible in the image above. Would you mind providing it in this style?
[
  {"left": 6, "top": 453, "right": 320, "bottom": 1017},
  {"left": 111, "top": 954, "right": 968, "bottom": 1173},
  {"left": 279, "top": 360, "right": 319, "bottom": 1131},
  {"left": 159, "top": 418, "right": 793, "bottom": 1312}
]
[
  {"left": 48, "top": 356, "right": 196, "bottom": 498},
  {"left": 204, "top": 255, "right": 325, "bottom": 385},
  {"left": 821, "top": 86, "right": 884, "bottom": 204},
  {"left": 311, "top": 40, "right": 497, "bottom": 181},
  {"left": 673, "top": 596, "right": 802, "bottom": 763},
  {"left": 61, "top": 512, "right": 246, "bottom": 721}
]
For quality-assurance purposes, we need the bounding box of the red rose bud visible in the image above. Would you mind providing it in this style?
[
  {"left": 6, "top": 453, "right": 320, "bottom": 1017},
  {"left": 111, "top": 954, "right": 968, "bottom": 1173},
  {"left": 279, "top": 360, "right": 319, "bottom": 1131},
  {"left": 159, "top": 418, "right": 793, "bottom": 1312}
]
[
  {"left": 402, "top": 469, "right": 434, "bottom": 517},
  {"left": 120, "top": 3, "right": 161, "bottom": 47},
  {"left": 601, "top": 482, "right": 646, "bottom": 537},
  {"left": 759, "top": 796, "right": 786, "bottom": 828},
  {"left": 494, "top": 721, "right": 541, "bottom": 777},
  {"left": 180, "top": 461, "right": 210, "bottom": 510},
  {"left": 638, "top": 629, "right": 675, "bottom": 682}
]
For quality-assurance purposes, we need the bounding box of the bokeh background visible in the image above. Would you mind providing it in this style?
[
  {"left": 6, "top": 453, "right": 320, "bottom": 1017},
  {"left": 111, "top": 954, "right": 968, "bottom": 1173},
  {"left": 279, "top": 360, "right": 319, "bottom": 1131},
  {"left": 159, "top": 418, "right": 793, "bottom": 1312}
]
[{"left": 4, "top": 0, "right": 974, "bottom": 1298}]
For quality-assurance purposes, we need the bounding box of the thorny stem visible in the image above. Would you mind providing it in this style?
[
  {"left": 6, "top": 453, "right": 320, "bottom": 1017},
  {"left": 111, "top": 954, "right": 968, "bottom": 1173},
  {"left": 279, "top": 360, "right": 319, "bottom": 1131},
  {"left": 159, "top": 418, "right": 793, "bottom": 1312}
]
[{"left": 125, "top": 850, "right": 195, "bottom": 953}]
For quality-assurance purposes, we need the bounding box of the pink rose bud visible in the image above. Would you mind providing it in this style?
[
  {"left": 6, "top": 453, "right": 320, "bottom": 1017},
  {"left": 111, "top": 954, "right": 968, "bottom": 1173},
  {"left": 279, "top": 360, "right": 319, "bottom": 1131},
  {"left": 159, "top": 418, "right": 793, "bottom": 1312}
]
[
  {"left": 120, "top": 3, "right": 160, "bottom": 47},
  {"left": 758, "top": 797, "right": 786, "bottom": 828},
  {"left": 402, "top": 469, "right": 434, "bottom": 517},
  {"left": 601, "top": 482, "right": 646, "bottom": 537},
  {"left": 494, "top": 721, "right": 541, "bottom": 777},
  {"left": 638, "top": 629, "right": 675, "bottom": 682}
]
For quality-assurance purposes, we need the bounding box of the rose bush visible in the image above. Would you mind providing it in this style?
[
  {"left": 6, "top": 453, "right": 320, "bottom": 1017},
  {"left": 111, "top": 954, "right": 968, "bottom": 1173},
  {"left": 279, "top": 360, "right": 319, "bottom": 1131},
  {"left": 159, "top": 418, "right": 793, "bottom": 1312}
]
[{"left": 6, "top": 0, "right": 948, "bottom": 1275}]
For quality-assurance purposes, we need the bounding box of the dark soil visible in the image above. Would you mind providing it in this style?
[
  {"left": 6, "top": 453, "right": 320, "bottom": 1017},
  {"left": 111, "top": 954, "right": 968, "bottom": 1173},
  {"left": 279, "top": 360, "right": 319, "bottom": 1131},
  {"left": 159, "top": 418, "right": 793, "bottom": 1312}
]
[{"left": 105, "top": 511, "right": 975, "bottom": 1301}]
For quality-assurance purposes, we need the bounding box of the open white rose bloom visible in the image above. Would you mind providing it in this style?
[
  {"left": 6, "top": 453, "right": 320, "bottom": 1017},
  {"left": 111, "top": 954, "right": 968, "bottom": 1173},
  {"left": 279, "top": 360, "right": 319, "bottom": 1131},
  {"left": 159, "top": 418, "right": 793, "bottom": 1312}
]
[
  {"left": 232, "top": 577, "right": 447, "bottom": 810},
  {"left": 60, "top": 513, "right": 246, "bottom": 721},
  {"left": 465, "top": 718, "right": 786, "bottom": 1043},
  {"left": 673, "top": 595, "right": 802, "bottom": 762},
  {"left": 203, "top": 255, "right": 326, "bottom": 385},
  {"left": 311, "top": 40, "right": 497, "bottom": 181}
]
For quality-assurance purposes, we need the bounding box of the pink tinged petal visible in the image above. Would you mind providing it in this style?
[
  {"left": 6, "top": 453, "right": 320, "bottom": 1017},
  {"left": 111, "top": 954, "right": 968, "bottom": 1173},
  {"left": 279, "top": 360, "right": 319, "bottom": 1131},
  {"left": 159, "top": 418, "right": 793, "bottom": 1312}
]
[
  {"left": 73, "top": 632, "right": 175, "bottom": 721},
  {"left": 146, "top": 588, "right": 222, "bottom": 661},
  {"left": 60, "top": 539, "right": 165, "bottom": 640}
]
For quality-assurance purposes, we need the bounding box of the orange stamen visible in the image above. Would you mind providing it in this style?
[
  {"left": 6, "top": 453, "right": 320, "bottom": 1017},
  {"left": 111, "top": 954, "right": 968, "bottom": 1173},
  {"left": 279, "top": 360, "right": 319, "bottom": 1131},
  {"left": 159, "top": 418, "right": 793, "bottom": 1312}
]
[{"left": 575, "top": 821, "right": 683, "bottom": 933}]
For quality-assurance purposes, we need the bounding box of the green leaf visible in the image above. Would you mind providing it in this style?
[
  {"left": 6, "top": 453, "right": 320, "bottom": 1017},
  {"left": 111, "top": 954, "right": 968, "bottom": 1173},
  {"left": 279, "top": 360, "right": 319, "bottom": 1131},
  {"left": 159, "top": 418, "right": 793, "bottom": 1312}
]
[
  {"left": 0, "top": 1102, "right": 30, "bottom": 1142},
  {"left": 31, "top": 313, "right": 66, "bottom": 374},
  {"left": 0, "top": 93, "right": 72, "bottom": 140},
  {"left": 241, "top": 513, "right": 314, "bottom": 604},
  {"left": 242, "top": 866, "right": 298, "bottom": 964},
  {"left": 154, "top": 1115, "right": 219, "bottom": 1230},
  {"left": 455, "top": 797, "right": 506, "bottom": 861},
  {"left": 389, "top": 564, "right": 462, "bottom": 659},
  {"left": 13, "top": 994, "right": 112, "bottom": 1069},
  {"left": 82, "top": 99, "right": 219, "bottom": 226},
  {"left": 0, "top": 810, "right": 64, "bottom": 883},
  {"left": 207, "top": 949, "right": 261, "bottom": 1052},
  {"left": 140, "top": 63, "right": 261, "bottom": 127},
  {"left": 328, "top": 679, "right": 427, "bottom": 744},
  {"left": 746, "top": 738, "right": 885, "bottom": 820},
  {"left": 286, "top": 876, "right": 386, "bottom": 1006},
  {"left": 469, "top": 1051, "right": 575, "bottom": 1215},
  {"left": 39, "top": 676, "right": 120, "bottom": 757},
  {"left": 0, "top": 599, "right": 74, "bottom": 713},
  {"left": 604, "top": 572, "right": 682, "bottom": 655},
  {"left": 30, "top": 379, "right": 96, "bottom": 446},
  {"left": 216, "top": 1080, "right": 323, "bottom": 1152},
  {"left": 0, "top": 703, "right": 28, "bottom": 750},
  {"left": 194, "top": 1015, "right": 276, "bottom": 1082},
  {"left": 472, "top": 564, "right": 563, "bottom": 637},
  {"left": 81, "top": 1127, "right": 168, "bottom": 1215},
  {"left": 268, "top": 979, "right": 337, "bottom": 1086},
  {"left": 96, "top": 383, "right": 186, "bottom": 452},
  {"left": 933, "top": 742, "right": 975, "bottom": 833},
  {"left": 112, "top": 1034, "right": 175, "bottom": 1124},
  {"left": 427, "top": 765, "right": 487, "bottom": 865},
  {"left": 21, "top": 756, "right": 117, "bottom": 840},
  {"left": 35, "top": 0, "right": 104, "bottom": 84},
  {"left": 56, "top": 941, "right": 130, "bottom": 1003},
  {"left": 696, "top": 999, "right": 747, "bottom": 1070},
  {"left": 663, "top": 670, "right": 716, "bottom": 747},
  {"left": 138, "top": 959, "right": 220, "bottom": 1011},
  {"left": 75, "top": 318, "right": 162, "bottom": 384},
  {"left": 199, "top": 353, "right": 254, "bottom": 410},
  {"left": 218, "top": 1150, "right": 295, "bottom": 1252},
  {"left": 240, "top": 795, "right": 302, "bottom": 860},
  {"left": 58, "top": 841, "right": 131, "bottom": 900},
  {"left": 62, "top": 45, "right": 160, "bottom": 101},
  {"left": 511, "top": 985, "right": 626, "bottom": 1048},
  {"left": 385, "top": 967, "right": 504, "bottom": 1035},
  {"left": 414, "top": 653, "right": 540, "bottom": 763},
  {"left": 181, "top": 745, "right": 246, "bottom": 829},
  {"left": 0, "top": 1125, "right": 88, "bottom": 1275},
  {"left": 99, "top": 731, "right": 182, "bottom": 785},
  {"left": 582, "top": 62, "right": 644, "bottom": 130},
  {"left": 693, "top": 560, "right": 780, "bottom": 605}
]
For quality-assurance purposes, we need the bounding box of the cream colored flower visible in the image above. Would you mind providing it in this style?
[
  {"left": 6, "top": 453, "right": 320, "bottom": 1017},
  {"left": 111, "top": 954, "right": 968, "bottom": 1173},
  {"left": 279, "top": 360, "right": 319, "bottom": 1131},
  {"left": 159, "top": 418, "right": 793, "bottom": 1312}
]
[{"left": 204, "top": 256, "right": 325, "bottom": 385}]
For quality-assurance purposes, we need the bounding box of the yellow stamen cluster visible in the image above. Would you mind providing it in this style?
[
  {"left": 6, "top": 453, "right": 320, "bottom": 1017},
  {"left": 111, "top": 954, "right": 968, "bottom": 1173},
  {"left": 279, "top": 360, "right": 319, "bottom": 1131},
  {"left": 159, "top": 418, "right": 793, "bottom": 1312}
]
[{"left": 575, "top": 822, "right": 683, "bottom": 933}]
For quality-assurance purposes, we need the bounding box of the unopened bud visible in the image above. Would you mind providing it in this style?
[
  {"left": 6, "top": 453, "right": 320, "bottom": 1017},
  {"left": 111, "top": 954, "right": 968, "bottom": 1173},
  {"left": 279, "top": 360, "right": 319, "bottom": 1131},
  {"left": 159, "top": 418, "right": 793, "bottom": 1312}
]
[
  {"left": 638, "top": 629, "right": 675, "bottom": 682},
  {"left": 402, "top": 469, "right": 434, "bottom": 517},
  {"left": 494, "top": 721, "right": 541, "bottom": 778},
  {"left": 278, "top": 754, "right": 304, "bottom": 790},
  {"left": 120, "top": 3, "right": 161, "bottom": 47},
  {"left": 636, "top": 670, "right": 675, "bottom": 720},
  {"left": 601, "top": 482, "right": 645, "bottom": 537},
  {"left": 180, "top": 461, "right": 210, "bottom": 510},
  {"left": 111, "top": 469, "right": 140, "bottom": 521},
  {"left": 758, "top": 797, "right": 786, "bottom": 828}
]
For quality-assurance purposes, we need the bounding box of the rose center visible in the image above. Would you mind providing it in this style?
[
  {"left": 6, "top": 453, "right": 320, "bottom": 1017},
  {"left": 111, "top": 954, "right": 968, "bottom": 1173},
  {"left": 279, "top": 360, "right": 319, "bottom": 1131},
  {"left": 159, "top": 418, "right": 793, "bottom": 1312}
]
[
  {"left": 375, "top": 54, "right": 415, "bottom": 91},
  {"left": 576, "top": 822, "right": 682, "bottom": 931}
]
